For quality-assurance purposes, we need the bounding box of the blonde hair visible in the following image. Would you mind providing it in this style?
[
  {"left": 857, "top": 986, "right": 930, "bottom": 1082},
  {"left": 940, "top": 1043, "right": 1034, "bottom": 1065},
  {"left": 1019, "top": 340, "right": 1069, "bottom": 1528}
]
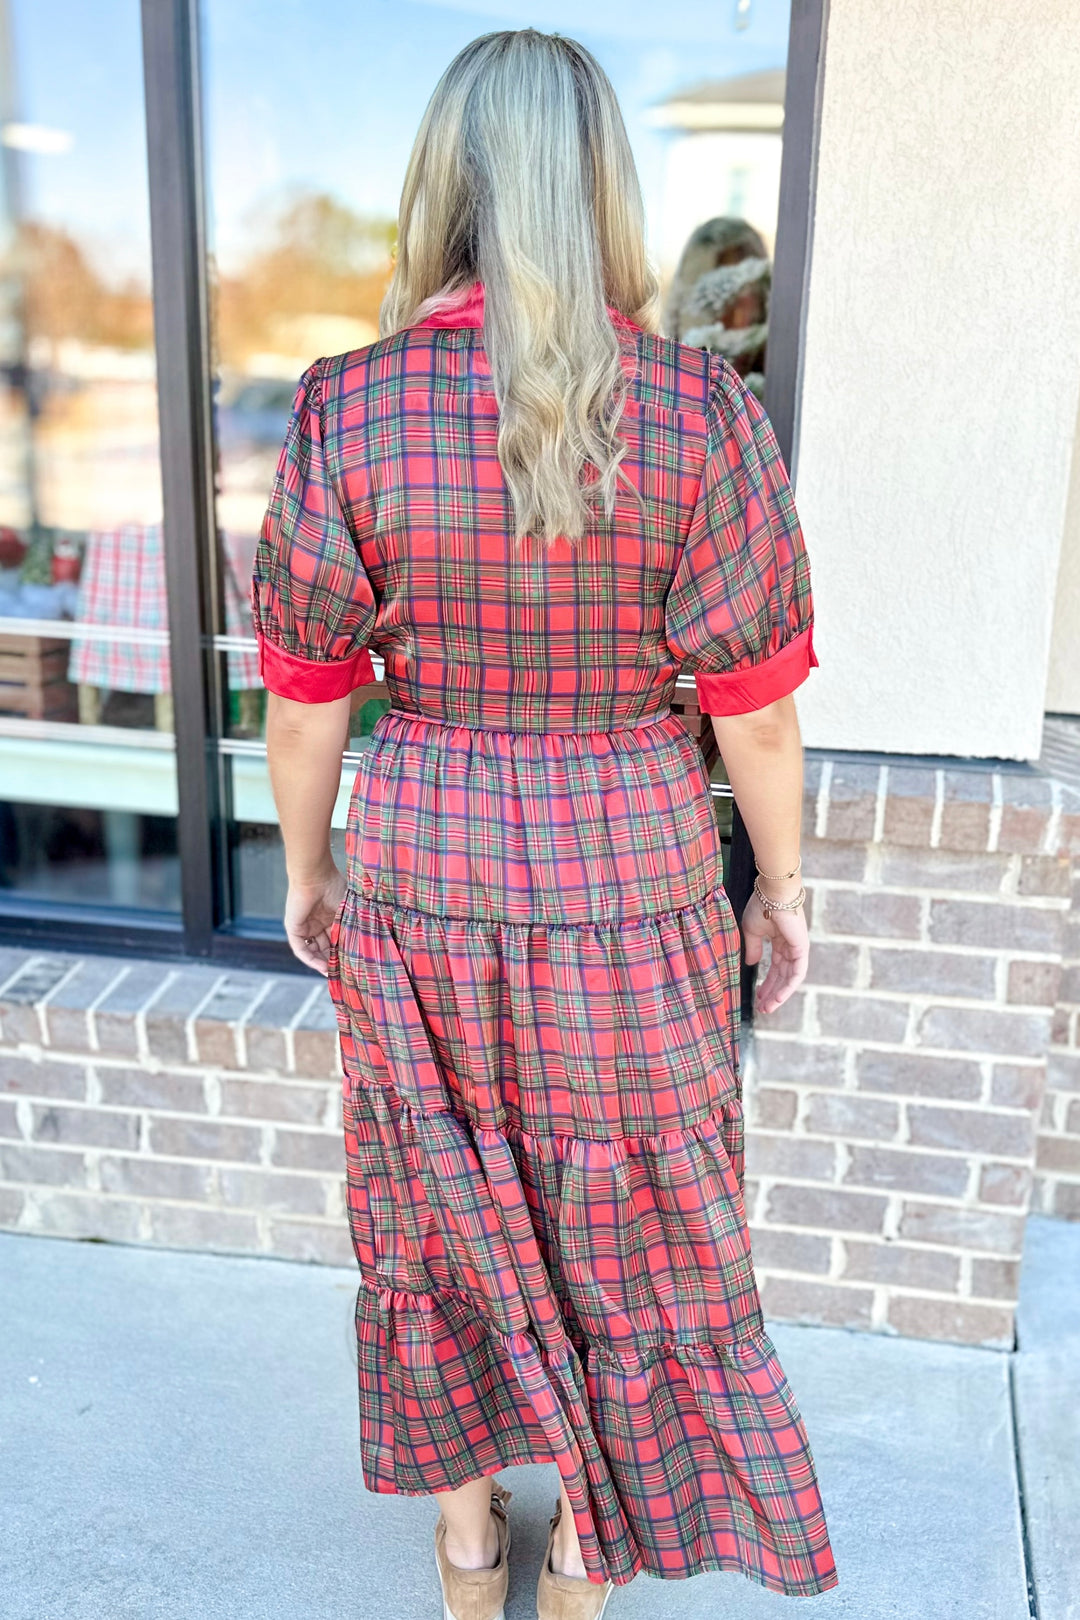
[{"left": 380, "top": 29, "right": 660, "bottom": 545}]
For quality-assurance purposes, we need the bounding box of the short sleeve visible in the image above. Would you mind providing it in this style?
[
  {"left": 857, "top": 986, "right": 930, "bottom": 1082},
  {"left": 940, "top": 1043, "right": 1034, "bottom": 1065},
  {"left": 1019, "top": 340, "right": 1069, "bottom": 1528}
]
[
  {"left": 663, "top": 356, "right": 818, "bottom": 716},
  {"left": 250, "top": 358, "right": 378, "bottom": 702}
]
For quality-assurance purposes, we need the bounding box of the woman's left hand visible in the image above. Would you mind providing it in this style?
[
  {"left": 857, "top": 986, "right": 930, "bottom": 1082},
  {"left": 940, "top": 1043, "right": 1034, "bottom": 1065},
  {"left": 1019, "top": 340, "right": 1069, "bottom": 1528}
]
[{"left": 283, "top": 865, "right": 348, "bottom": 976}]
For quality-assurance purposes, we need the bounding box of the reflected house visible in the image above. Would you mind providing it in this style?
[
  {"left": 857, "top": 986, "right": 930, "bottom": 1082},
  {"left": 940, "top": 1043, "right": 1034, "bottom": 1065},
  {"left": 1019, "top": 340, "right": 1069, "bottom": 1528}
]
[{"left": 646, "top": 68, "right": 785, "bottom": 280}]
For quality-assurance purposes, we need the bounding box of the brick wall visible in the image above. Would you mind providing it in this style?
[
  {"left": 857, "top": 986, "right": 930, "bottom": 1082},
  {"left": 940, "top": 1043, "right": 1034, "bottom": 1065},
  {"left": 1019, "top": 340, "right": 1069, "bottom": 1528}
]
[
  {"left": 0, "top": 950, "right": 353, "bottom": 1265},
  {"left": 1033, "top": 856, "right": 1080, "bottom": 1218},
  {"left": 1, "top": 750, "right": 1077, "bottom": 1350},
  {"left": 745, "top": 756, "right": 1080, "bottom": 1348}
]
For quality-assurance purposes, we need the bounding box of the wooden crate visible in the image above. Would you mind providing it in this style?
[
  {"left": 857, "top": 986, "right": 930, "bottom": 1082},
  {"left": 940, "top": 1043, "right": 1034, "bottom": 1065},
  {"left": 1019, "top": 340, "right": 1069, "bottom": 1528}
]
[{"left": 0, "top": 632, "right": 79, "bottom": 721}]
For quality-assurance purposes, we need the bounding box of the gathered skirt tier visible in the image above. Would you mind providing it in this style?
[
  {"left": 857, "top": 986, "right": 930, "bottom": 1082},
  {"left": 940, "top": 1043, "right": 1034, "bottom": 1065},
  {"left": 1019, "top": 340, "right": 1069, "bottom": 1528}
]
[{"left": 326, "top": 707, "right": 837, "bottom": 1597}]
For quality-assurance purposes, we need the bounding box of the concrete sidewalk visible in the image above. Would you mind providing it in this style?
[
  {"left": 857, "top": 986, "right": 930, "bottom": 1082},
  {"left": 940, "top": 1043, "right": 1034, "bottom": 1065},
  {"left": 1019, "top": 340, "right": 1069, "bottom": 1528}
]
[{"left": 1, "top": 1219, "right": 1075, "bottom": 1620}]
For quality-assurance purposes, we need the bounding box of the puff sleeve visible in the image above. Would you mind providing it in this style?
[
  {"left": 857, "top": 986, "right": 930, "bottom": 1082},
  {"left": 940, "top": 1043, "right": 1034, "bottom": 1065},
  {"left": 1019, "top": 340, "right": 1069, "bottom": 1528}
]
[
  {"left": 664, "top": 355, "right": 818, "bottom": 716},
  {"left": 250, "top": 358, "right": 378, "bottom": 702}
]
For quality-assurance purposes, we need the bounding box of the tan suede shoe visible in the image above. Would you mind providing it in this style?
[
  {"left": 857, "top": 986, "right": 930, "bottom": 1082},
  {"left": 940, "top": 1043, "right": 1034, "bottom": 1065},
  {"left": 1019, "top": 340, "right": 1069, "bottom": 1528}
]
[
  {"left": 536, "top": 1501, "right": 614, "bottom": 1620},
  {"left": 434, "top": 1481, "right": 512, "bottom": 1620}
]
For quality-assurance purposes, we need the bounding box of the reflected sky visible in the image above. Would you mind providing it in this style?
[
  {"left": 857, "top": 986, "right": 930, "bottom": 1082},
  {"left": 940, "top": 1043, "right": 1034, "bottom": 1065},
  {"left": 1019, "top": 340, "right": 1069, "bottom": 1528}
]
[{"left": 6, "top": 0, "right": 790, "bottom": 280}]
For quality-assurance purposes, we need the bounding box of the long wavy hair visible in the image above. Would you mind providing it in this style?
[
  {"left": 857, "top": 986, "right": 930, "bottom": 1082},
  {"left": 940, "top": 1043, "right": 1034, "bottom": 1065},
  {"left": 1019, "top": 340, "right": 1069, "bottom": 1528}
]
[{"left": 380, "top": 29, "right": 660, "bottom": 546}]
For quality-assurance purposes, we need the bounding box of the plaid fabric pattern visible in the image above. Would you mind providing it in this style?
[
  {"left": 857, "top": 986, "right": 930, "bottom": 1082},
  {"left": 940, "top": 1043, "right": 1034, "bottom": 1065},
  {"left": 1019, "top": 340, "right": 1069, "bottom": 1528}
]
[
  {"left": 261, "top": 307, "right": 835, "bottom": 1597},
  {"left": 69, "top": 524, "right": 259, "bottom": 691}
]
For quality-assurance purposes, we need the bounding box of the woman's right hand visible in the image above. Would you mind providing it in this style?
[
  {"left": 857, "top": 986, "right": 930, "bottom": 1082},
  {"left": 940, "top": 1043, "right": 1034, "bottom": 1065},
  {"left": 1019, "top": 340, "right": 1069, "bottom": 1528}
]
[{"left": 740, "top": 889, "right": 810, "bottom": 1015}]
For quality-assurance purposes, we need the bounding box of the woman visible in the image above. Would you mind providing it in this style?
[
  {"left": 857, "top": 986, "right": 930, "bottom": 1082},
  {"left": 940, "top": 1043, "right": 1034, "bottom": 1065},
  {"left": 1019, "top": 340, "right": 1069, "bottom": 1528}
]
[{"left": 251, "top": 28, "right": 837, "bottom": 1620}]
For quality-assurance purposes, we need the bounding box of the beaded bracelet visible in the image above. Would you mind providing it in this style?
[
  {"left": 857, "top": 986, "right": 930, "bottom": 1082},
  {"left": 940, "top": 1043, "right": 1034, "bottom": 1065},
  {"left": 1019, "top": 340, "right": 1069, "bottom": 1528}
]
[
  {"left": 755, "top": 856, "right": 802, "bottom": 882},
  {"left": 752, "top": 877, "right": 806, "bottom": 921}
]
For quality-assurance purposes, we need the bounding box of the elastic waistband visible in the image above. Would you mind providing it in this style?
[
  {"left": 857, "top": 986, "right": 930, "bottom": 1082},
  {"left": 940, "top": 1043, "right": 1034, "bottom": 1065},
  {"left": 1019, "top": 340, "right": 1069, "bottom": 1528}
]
[{"left": 380, "top": 707, "right": 678, "bottom": 737}]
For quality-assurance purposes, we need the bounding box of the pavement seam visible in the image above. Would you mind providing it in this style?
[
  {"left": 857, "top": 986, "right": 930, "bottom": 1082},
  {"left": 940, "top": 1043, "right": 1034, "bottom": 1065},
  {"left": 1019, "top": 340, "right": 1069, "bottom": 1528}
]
[{"left": 1007, "top": 1349, "right": 1041, "bottom": 1619}]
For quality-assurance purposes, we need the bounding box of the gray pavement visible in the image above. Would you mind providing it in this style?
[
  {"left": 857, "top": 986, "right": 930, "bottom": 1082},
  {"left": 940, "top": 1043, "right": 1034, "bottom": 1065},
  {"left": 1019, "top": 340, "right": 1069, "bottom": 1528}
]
[{"left": 1, "top": 1218, "right": 1075, "bottom": 1620}]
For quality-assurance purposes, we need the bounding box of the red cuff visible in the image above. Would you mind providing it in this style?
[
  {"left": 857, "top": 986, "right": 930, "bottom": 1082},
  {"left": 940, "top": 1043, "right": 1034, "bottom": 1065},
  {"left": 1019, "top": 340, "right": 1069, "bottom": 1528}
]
[
  {"left": 695, "top": 623, "right": 818, "bottom": 716},
  {"left": 257, "top": 634, "right": 378, "bottom": 701}
]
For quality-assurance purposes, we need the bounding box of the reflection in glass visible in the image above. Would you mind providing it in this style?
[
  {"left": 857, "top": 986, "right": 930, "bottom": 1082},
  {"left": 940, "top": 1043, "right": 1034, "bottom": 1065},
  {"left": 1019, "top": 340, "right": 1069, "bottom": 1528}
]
[
  {"left": 201, "top": 0, "right": 790, "bottom": 923},
  {"left": 0, "top": 0, "right": 179, "bottom": 910}
]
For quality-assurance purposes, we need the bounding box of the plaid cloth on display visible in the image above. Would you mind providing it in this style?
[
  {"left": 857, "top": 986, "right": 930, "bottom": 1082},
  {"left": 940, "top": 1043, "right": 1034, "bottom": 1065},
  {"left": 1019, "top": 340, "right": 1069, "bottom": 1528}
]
[
  {"left": 251, "top": 282, "right": 835, "bottom": 1597},
  {"left": 69, "top": 523, "right": 260, "bottom": 692}
]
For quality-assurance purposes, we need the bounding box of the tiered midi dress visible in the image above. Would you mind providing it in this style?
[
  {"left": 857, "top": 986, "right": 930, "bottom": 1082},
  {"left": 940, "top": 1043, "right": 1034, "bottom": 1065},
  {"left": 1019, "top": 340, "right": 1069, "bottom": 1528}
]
[{"left": 250, "top": 281, "right": 837, "bottom": 1598}]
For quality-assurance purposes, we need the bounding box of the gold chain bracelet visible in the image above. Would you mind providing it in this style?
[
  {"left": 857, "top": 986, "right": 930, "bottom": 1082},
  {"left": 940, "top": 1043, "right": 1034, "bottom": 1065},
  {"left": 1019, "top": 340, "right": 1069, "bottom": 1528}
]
[
  {"left": 752, "top": 877, "right": 806, "bottom": 921},
  {"left": 754, "top": 856, "right": 802, "bottom": 882}
]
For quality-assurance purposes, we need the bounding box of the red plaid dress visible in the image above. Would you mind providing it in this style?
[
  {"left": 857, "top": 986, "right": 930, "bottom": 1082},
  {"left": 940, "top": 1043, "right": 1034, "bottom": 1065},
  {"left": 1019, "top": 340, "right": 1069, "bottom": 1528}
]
[{"left": 250, "top": 281, "right": 836, "bottom": 1597}]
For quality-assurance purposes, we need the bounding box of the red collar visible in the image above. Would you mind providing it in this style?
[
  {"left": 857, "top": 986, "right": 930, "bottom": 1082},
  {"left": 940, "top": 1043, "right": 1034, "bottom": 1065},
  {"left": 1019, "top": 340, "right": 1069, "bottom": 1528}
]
[{"left": 413, "top": 280, "right": 642, "bottom": 334}]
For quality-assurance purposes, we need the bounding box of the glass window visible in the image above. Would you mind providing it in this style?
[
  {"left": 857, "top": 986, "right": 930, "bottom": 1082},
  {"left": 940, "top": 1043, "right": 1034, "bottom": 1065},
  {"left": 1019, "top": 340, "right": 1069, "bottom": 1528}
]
[
  {"left": 0, "top": 0, "right": 178, "bottom": 914},
  {"left": 200, "top": 0, "right": 792, "bottom": 926}
]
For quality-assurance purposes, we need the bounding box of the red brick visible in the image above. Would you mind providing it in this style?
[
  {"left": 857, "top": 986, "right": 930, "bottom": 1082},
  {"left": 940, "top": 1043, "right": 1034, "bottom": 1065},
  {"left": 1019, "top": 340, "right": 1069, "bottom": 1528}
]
[
  {"left": 882, "top": 784, "right": 936, "bottom": 847},
  {"left": 914, "top": 1005, "right": 1050, "bottom": 1058},
  {"left": 886, "top": 1294, "right": 1014, "bottom": 1347},
  {"left": 0, "top": 1185, "right": 25, "bottom": 1224},
  {"left": 939, "top": 800, "right": 991, "bottom": 853},
  {"left": 752, "top": 990, "right": 807, "bottom": 1034},
  {"left": 879, "top": 848, "right": 1009, "bottom": 894},
  {"left": 856, "top": 1050, "right": 982, "bottom": 1101},
  {"left": 142, "top": 967, "right": 225, "bottom": 1064},
  {"left": 997, "top": 808, "right": 1050, "bottom": 857},
  {"left": 31, "top": 1103, "right": 139, "bottom": 1151},
  {"left": 1047, "top": 1181, "right": 1080, "bottom": 1218},
  {"left": 1066, "top": 1097, "right": 1080, "bottom": 1134},
  {"left": 907, "top": 1105, "right": 1032, "bottom": 1158},
  {"left": 149, "top": 1205, "right": 260, "bottom": 1252},
  {"left": 807, "top": 941, "right": 860, "bottom": 987},
  {"left": 800, "top": 837, "right": 868, "bottom": 882},
  {"left": 745, "top": 1134, "right": 837, "bottom": 1179},
  {"left": 928, "top": 899, "right": 1061, "bottom": 954},
  {"left": 971, "top": 1257, "right": 1022, "bottom": 1300},
  {"left": 752, "top": 1040, "right": 846, "bottom": 1088},
  {"left": 747, "top": 1227, "right": 832, "bottom": 1274},
  {"left": 989, "top": 1064, "right": 1046, "bottom": 1110},
  {"left": 816, "top": 994, "right": 910, "bottom": 1044},
  {"left": 760, "top": 1275, "right": 874, "bottom": 1329},
  {"left": 0, "top": 1142, "right": 88, "bottom": 1187},
  {"left": 822, "top": 889, "right": 922, "bottom": 940},
  {"left": 898, "top": 1201, "right": 1024, "bottom": 1253},
  {"left": 824, "top": 765, "right": 881, "bottom": 842},
  {"left": 842, "top": 1239, "right": 960, "bottom": 1291},
  {"left": 270, "top": 1128, "right": 345, "bottom": 1174},
  {"left": 218, "top": 1167, "right": 330, "bottom": 1216},
  {"left": 1017, "top": 855, "right": 1073, "bottom": 897},
  {"left": 0, "top": 1054, "right": 88, "bottom": 1102},
  {"left": 844, "top": 1145, "right": 970, "bottom": 1197},
  {"left": 978, "top": 1163, "right": 1034, "bottom": 1207},
  {"left": 765, "top": 1184, "right": 888, "bottom": 1234},
  {"left": 1035, "top": 1135, "right": 1080, "bottom": 1174},
  {"left": 291, "top": 1029, "right": 341, "bottom": 1080},
  {"left": 747, "top": 1085, "right": 798, "bottom": 1130},
  {"left": 1006, "top": 960, "right": 1062, "bottom": 1006},
  {"left": 1047, "top": 1050, "right": 1080, "bottom": 1092},
  {"left": 804, "top": 1092, "right": 900, "bottom": 1141},
  {"left": 868, "top": 948, "right": 996, "bottom": 1000},
  {"left": 219, "top": 1078, "right": 333, "bottom": 1126},
  {"left": 98, "top": 1155, "right": 215, "bottom": 1202},
  {"left": 147, "top": 1117, "right": 263, "bottom": 1163},
  {"left": 95, "top": 1067, "right": 207, "bottom": 1113},
  {"left": 94, "top": 963, "right": 180, "bottom": 1057},
  {"left": 268, "top": 1218, "right": 354, "bottom": 1266},
  {"left": 33, "top": 1191, "right": 145, "bottom": 1243}
]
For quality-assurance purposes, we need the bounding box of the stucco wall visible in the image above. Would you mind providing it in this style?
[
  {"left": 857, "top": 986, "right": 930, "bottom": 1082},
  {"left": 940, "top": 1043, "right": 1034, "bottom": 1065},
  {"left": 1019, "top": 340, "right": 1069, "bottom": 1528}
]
[
  {"left": 1045, "top": 406, "right": 1080, "bottom": 716},
  {"left": 792, "top": 1, "right": 1080, "bottom": 760}
]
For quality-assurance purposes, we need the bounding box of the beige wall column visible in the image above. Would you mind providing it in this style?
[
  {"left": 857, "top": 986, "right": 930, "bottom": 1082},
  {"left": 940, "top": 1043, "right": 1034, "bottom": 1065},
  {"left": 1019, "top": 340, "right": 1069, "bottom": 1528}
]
[
  {"left": 791, "top": 1, "right": 1080, "bottom": 760},
  {"left": 1046, "top": 406, "right": 1080, "bottom": 716}
]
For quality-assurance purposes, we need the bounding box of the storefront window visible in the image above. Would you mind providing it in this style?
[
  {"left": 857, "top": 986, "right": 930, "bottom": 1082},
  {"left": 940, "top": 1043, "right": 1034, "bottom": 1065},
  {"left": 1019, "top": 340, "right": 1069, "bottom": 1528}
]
[
  {"left": 200, "top": 0, "right": 792, "bottom": 925},
  {"left": 0, "top": 0, "right": 178, "bottom": 913}
]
